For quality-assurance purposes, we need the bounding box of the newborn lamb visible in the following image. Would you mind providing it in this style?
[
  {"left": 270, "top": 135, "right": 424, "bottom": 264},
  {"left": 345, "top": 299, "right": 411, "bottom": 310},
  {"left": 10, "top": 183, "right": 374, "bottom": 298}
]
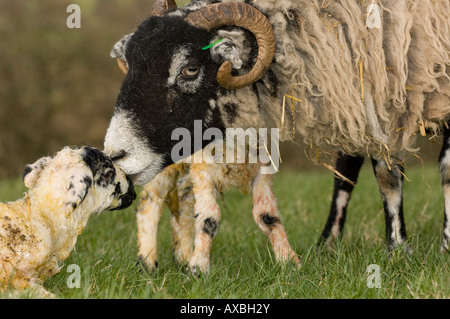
[{"left": 0, "top": 146, "right": 136, "bottom": 297}]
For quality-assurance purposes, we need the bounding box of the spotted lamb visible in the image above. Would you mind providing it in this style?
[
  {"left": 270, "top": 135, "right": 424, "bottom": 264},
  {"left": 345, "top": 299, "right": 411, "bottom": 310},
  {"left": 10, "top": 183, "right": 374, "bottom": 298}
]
[
  {"left": 136, "top": 151, "right": 300, "bottom": 276},
  {"left": 0, "top": 146, "right": 135, "bottom": 297}
]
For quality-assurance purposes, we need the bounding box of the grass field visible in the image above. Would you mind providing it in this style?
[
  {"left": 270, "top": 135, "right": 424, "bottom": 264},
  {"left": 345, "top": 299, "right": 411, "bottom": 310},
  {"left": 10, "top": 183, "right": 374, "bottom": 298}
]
[{"left": 0, "top": 164, "right": 449, "bottom": 299}]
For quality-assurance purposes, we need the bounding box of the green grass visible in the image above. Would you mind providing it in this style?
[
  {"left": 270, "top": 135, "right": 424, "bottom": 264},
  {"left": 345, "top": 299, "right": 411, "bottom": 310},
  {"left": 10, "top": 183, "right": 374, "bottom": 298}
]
[{"left": 0, "top": 164, "right": 449, "bottom": 299}]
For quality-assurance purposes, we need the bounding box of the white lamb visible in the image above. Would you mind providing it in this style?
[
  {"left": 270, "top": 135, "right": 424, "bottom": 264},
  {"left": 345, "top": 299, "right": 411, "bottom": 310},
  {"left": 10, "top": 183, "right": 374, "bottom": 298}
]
[{"left": 136, "top": 148, "right": 300, "bottom": 276}]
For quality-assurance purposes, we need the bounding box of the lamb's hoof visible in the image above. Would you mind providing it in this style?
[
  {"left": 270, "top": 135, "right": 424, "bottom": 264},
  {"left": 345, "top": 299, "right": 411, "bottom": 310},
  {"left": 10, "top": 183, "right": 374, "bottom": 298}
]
[
  {"left": 8, "top": 286, "right": 57, "bottom": 299},
  {"left": 293, "top": 259, "right": 302, "bottom": 270},
  {"left": 281, "top": 255, "right": 302, "bottom": 271},
  {"left": 176, "top": 262, "right": 191, "bottom": 274},
  {"left": 189, "top": 255, "right": 210, "bottom": 278},
  {"left": 136, "top": 255, "right": 158, "bottom": 275},
  {"left": 33, "top": 287, "right": 57, "bottom": 299},
  {"left": 190, "top": 265, "right": 209, "bottom": 278}
]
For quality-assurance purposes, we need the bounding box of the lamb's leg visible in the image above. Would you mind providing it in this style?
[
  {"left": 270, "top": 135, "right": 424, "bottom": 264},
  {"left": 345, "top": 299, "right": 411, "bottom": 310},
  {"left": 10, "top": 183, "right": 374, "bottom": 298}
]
[
  {"left": 136, "top": 167, "right": 177, "bottom": 273},
  {"left": 439, "top": 124, "right": 450, "bottom": 253},
  {"left": 189, "top": 165, "right": 221, "bottom": 276},
  {"left": 28, "top": 282, "right": 56, "bottom": 299},
  {"left": 169, "top": 176, "right": 195, "bottom": 267},
  {"left": 371, "top": 159, "right": 408, "bottom": 251},
  {"left": 317, "top": 152, "right": 364, "bottom": 248},
  {"left": 136, "top": 188, "right": 164, "bottom": 272},
  {"left": 6, "top": 283, "right": 56, "bottom": 299},
  {"left": 252, "top": 173, "right": 300, "bottom": 268}
]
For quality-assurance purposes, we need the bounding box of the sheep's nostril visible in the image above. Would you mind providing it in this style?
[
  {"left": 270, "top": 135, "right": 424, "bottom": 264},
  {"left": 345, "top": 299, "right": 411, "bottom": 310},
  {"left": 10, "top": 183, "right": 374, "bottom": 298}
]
[{"left": 111, "top": 150, "right": 127, "bottom": 161}]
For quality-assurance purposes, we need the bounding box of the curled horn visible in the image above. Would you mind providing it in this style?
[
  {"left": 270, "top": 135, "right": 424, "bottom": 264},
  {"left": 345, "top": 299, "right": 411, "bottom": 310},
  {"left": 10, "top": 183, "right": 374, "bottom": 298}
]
[
  {"left": 150, "top": 0, "right": 178, "bottom": 17},
  {"left": 116, "top": 0, "right": 178, "bottom": 74},
  {"left": 117, "top": 58, "right": 129, "bottom": 75},
  {"left": 185, "top": 2, "right": 275, "bottom": 90}
]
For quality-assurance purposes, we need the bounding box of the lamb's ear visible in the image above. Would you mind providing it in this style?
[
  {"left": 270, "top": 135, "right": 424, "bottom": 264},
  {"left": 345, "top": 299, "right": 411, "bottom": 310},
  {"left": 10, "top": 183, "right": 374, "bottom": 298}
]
[
  {"left": 23, "top": 157, "right": 52, "bottom": 189},
  {"left": 110, "top": 33, "right": 133, "bottom": 74},
  {"left": 64, "top": 170, "right": 93, "bottom": 216},
  {"left": 209, "top": 29, "right": 252, "bottom": 70}
]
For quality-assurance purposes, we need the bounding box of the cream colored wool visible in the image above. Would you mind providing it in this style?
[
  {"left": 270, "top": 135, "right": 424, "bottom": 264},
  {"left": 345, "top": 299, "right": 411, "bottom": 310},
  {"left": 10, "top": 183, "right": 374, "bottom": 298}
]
[
  {"left": 252, "top": 0, "right": 450, "bottom": 161},
  {"left": 0, "top": 147, "right": 133, "bottom": 297}
]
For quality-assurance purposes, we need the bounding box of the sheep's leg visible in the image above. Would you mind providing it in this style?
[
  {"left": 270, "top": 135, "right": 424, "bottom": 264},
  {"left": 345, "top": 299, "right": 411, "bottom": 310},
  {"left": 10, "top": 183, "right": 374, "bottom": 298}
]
[
  {"left": 189, "top": 166, "right": 221, "bottom": 276},
  {"left": 439, "top": 125, "right": 450, "bottom": 253},
  {"left": 28, "top": 282, "right": 56, "bottom": 299},
  {"left": 252, "top": 173, "right": 300, "bottom": 268},
  {"left": 317, "top": 152, "right": 364, "bottom": 248},
  {"left": 169, "top": 177, "right": 195, "bottom": 267},
  {"left": 371, "top": 159, "right": 408, "bottom": 251},
  {"left": 136, "top": 189, "right": 164, "bottom": 272},
  {"left": 7, "top": 283, "right": 56, "bottom": 299},
  {"left": 136, "top": 167, "right": 177, "bottom": 273}
]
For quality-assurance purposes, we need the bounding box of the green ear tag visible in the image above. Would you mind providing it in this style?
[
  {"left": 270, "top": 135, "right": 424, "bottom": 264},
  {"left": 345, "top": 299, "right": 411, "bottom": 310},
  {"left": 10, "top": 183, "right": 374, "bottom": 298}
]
[{"left": 202, "top": 38, "right": 224, "bottom": 50}]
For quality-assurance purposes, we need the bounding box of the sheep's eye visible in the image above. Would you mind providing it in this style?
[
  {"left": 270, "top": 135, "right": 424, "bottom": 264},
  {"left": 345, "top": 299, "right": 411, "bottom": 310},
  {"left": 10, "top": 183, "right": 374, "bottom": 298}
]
[
  {"left": 181, "top": 66, "right": 200, "bottom": 78},
  {"left": 102, "top": 170, "right": 114, "bottom": 183}
]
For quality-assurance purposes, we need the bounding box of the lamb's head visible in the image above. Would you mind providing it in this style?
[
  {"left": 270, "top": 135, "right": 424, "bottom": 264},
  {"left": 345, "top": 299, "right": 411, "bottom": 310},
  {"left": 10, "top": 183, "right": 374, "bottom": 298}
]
[
  {"left": 104, "top": 0, "right": 275, "bottom": 185},
  {"left": 23, "top": 146, "right": 136, "bottom": 218}
]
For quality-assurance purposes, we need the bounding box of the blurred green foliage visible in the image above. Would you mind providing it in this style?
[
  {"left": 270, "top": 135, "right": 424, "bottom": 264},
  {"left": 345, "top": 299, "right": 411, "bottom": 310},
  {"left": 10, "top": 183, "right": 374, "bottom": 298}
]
[
  {"left": 0, "top": 0, "right": 441, "bottom": 179},
  {"left": 0, "top": 0, "right": 304, "bottom": 180},
  {"left": 0, "top": 0, "right": 157, "bottom": 178}
]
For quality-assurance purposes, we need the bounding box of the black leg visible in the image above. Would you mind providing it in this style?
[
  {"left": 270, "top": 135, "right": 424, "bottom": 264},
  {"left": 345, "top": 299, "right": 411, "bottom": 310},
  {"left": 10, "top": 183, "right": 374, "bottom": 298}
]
[
  {"left": 317, "top": 152, "right": 364, "bottom": 248},
  {"left": 438, "top": 124, "right": 450, "bottom": 253},
  {"left": 371, "top": 158, "right": 408, "bottom": 250}
]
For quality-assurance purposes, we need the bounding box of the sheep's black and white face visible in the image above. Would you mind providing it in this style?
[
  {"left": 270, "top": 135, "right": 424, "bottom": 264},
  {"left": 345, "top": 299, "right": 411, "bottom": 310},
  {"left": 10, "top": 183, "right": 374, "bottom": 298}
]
[
  {"left": 104, "top": 1, "right": 275, "bottom": 185},
  {"left": 104, "top": 15, "right": 254, "bottom": 185}
]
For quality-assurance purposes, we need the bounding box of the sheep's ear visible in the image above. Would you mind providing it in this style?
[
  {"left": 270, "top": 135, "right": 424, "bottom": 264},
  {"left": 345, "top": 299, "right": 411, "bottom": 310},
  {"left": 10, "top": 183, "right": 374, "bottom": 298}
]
[
  {"left": 23, "top": 157, "right": 52, "bottom": 189},
  {"left": 110, "top": 33, "right": 133, "bottom": 74},
  {"left": 63, "top": 169, "right": 93, "bottom": 216},
  {"left": 209, "top": 29, "right": 252, "bottom": 70}
]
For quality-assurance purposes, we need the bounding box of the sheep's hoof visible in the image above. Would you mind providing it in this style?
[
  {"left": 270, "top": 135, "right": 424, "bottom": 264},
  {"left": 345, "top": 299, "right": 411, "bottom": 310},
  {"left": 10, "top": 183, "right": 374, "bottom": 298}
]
[
  {"left": 387, "top": 242, "right": 413, "bottom": 257},
  {"left": 315, "top": 235, "right": 342, "bottom": 253},
  {"left": 8, "top": 286, "right": 57, "bottom": 299},
  {"left": 189, "top": 255, "right": 210, "bottom": 278},
  {"left": 293, "top": 258, "right": 302, "bottom": 270},
  {"left": 136, "top": 255, "right": 158, "bottom": 275},
  {"left": 403, "top": 244, "right": 413, "bottom": 256},
  {"left": 176, "top": 262, "right": 191, "bottom": 274},
  {"left": 190, "top": 265, "right": 209, "bottom": 278},
  {"left": 280, "top": 255, "right": 302, "bottom": 271},
  {"left": 315, "top": 237, "right": 327, "bottom": 252},
  {"left": 32, "top": 286, "right": 57, "bottom": 299}
]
